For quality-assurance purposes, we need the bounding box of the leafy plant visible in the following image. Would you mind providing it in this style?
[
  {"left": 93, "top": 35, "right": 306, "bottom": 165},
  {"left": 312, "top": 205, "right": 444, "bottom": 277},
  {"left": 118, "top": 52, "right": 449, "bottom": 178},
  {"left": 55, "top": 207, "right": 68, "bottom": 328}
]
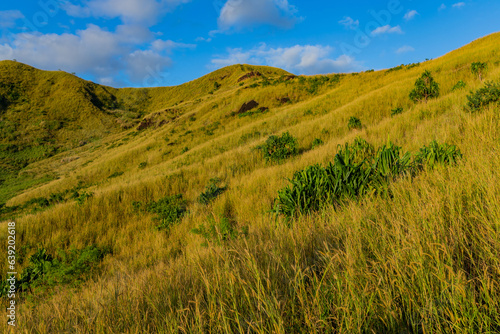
[
  {"left": 181, "top": 147, "right": 189, "bottom": 154},
  {"left": 198, "top": 178, "right": 227, "bottom": 205},
  {"left": 391, "top": 107, "right": 403, "bottom": 116},
  {"left": 1, "top": 246, "right": 109, "bottom": 296},
  {"left": 311, "top": 138, "right": 324, "bottom": 149},
  {"left": 466, "top": 81, "right": 500, "bottom": 112},
  {"left": 75, "top": 191, "right": 93, "bottom": 205},
  {"left": 213, "top": 81, "right": 221, "bottom": 90},
  {"left": 409, "top": 70, "right": 440, "bottom": 103},
  {"left": 142, "top": 194, "right": 187, "bottom": 231},
  {"left": 191, "top": 216, "right": 247, "bottom": 247},
  {"left": 471, "top": 62, "right": 487, "bottom": 81},
  {"left": 452, "top": 80, "right": 467, "bottom": 91},
  {"left": 413, "top": 140, "right": 463, "bottom": 169},
  {"left": 258, "top": 132, "right": 298, "bottom": 163},
  {"left": 348, "top": 117, "right": 362, "bottom": 130},
  {"left": 274, "top": 139, "right": 461, "bottom": 218},
  {"left": 138, "top": 162, "right": 147, "bottom": 169}
]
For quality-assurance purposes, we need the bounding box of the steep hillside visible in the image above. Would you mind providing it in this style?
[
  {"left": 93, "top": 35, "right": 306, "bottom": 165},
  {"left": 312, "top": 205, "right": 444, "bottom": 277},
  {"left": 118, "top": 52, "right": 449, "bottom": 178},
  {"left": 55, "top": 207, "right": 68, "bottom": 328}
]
[{"left": 1, "top": 32, "right": 500, "bottom": 333}]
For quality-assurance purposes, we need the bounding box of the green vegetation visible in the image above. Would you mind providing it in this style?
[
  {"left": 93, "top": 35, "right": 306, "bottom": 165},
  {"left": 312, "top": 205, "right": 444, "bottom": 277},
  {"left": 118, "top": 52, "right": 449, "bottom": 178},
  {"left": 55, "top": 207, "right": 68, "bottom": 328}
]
[
  {"left": 1, "top": 246, "right": 109, "bottom": 296},
  {"left": 311, "top": 138, "right": 324, "bottom": 149},
  {"left": 391, "top": 107, "right": 403, "bottom": 116},
  {"left": 274, "top": 139, "right": 461, "bottom": 218},
  {"left": 348, "top": 116, "right": 362, "bottom": 130},
  {"left": 134, "top": 194, "right": 187, "bottom": 231},
  {"left": 409, "top": 70, "right": 440, "bottom": 103},
  {"left": 466, "top": 80, "right": 500, "bottom": 112},
  {"left": 191, "top": 216, "right": 247, "bottom": 247},
  {"left": 452, "top": 80, "right": 467, "bottom": 91},
  {"left": 197, "top": 178, "right": 227, "bottom": 204},
  {"left": 471, "top": 61, "right": 487, "bottom": 80},
  {"left": 257, "top": 132, "right": 298, "bottom": 163}
]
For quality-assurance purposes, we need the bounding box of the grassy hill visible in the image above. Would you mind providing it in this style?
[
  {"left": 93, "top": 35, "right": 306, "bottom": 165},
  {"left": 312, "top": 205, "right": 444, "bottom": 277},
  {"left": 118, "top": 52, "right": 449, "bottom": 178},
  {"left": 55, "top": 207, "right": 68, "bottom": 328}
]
[{"left": 1, "top": 32, "right": 500, "bottom": 333}]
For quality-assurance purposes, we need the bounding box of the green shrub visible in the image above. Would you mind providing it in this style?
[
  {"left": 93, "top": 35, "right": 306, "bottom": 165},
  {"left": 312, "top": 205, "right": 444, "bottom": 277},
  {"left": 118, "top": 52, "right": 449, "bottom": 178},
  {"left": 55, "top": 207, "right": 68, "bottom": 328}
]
[
  {"left": 108, "top": 171, "right": 124, "bottom": 179},
  {"left": 75, "top": 191, "right": 93, "bottom": 205},
  {"left": 466, "top": 81, "right": 500, "bottom": 112},
  {"left": 258, "top": 132, "right": 298, "bottom": 163},
  {"left": 213, "top": 81, "right": 221, "bottom": 90},
  {"left": 143, "top": 194, "right": 187, "bottom": 231},
  {"left": 348, "top": 117, "right": 362, "bottom": 130},
  {"left": 413, "top": 140, "right": 462, "bottom": 169},
  {"left": 409, "top": 70, "right": 440, "bottom": 103},
  {"left": 452, "top": 80, "right": 467, "bottom": 91},
  {"left": 191, "top": 216, "right": 247, "bottom": 247},
  {"left": 198, "top": 178, "right": 227, "bottom": 205},
  {"left": 1, "top": 246, "right": 109, "bottom": 296},
  {"left": 471, "top": 62, "right": 487, "bottom": 81},
  {"left": 181, "top": 147, "right": 189, "bottom": 154},
  {"left": 391, "top": 107, "right": 403, "bottom": 116},
  {"left": 274, "top": 139, "right": 461, "bottom": 218},
  {"left": 138, "top": 162, "right": 147, "bottom": 169},
  {"left": 311, "top": 138, "right": 324, "bottom": 149}
]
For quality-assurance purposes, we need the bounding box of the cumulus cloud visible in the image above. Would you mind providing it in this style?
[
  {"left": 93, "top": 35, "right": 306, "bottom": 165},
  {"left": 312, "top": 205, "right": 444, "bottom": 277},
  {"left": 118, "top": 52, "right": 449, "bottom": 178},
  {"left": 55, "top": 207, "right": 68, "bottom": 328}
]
[
  {"left": 211, "top": 43, "right": 364, "bottom": 75},
  {"left": 438, "top": 4, "right": 447, "bottom": 10},
  {"left": 63, "top": 0, "right": 191, "bottom": 24},
  {"left": 371, "top": 25, "right": 403, "bottom": 36},
  {"left": 452, "top": 2, "right": 466, "bottom": 8},
  {"left": 404, "top": 10, "right": 418, "bottom": 21},
  {"left": 338, "top": 16, "right": 359, "bottom": 30},
  {"left": 396, "top": 45, "right": 415, "bottom": 54},
  {"left": 0, "top": 24, "right": 194, "bottom": 86},
  {"left": 215, "top": 0, "right": 299, "bottom": 32}
]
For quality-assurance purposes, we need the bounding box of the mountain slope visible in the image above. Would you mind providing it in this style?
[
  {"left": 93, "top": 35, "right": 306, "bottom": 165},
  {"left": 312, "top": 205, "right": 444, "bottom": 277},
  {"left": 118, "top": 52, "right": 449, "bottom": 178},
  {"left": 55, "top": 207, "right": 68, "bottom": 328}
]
[{"left": 1, "top": 32, "right": 500, "bottom": 333}]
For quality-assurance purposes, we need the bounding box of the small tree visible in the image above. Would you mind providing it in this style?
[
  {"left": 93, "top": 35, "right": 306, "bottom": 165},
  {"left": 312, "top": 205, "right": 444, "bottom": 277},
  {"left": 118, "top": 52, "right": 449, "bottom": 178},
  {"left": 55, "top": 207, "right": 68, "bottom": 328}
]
[
  {"left": 471, "top": 62, "right": 487, "bottom": 81},
  {"left": 409, "top": 70, "right": 440, "bottom": 103}
]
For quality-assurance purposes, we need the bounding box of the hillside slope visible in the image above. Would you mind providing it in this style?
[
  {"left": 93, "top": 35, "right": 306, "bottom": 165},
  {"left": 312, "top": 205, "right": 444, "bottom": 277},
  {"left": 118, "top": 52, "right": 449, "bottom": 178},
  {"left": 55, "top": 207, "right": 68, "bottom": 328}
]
[{"left": 1, "top": 32, "right": 500, "bottom": 333}]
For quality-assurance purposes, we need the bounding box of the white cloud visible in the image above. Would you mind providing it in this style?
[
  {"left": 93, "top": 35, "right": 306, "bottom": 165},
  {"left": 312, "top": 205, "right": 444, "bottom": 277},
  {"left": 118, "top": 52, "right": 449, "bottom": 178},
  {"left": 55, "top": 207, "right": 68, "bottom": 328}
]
[
  {"left": 0, "top": 10, "right": 24, "bottom": 29},
  {"left": 0, "top": 25, "right": 193, "bottom": 86},
  {"left": 438, "top": 4, "right": 447, "bottom": 10},
  {"left": 64, "top": 0, "right": 190, "bottom": 24},
  {"left": 396, "top": 45, "right": 415, "bottom": 54},
  {"left": 125, "top": 49, "right": 172, "bottom": 83},
  {"left": 338, "top": 16, "right": 359, "bottom": 30},
  {"left": 151, "top": 39, "right": 196, "bottom": 52},
  {"left": 452, "top": 2, "right": 465, "bottom": 8},
  {"left": 195, "top": 36, "right": 212, "bottom": 42},
  {"left": 211, "top": 43, "right": 364, "bottom": 75},
  {"left": 216, "top": 0, "right": 299, "bottom": 32},
  {"left": 404, "top": 10, "right": 418, "bottom": 21},
  {"left": 371, "top": 25, "right": 403, "bottom": 36}
]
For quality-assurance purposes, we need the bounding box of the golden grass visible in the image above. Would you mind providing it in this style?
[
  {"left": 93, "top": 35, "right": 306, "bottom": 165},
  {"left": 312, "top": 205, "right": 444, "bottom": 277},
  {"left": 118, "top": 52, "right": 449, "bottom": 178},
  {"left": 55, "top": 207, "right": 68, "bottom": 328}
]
[{"left": 1, "top": 32, "right": 500, "bottom": 333}]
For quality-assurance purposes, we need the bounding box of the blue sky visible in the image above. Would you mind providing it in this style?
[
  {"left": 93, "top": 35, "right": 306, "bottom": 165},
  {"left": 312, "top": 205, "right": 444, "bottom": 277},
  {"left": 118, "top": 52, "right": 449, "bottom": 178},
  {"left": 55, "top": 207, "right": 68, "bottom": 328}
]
[{"left": 0, "top": 0, "right": 499, "bottom": 87}]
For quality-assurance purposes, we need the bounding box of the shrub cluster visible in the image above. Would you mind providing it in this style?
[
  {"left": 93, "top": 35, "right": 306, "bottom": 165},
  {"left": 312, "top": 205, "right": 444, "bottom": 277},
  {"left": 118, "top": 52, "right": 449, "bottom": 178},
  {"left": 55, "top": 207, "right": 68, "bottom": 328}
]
[
  {"left": 1, "top": 246, "right": 109, "bottom": 296},
  {"left": 133, "top": 194, "right": 187, "bottom": 231},
  {"left": 391, "top": 107, "right": 403, "bottom": 116},
  {"left": 274, "top": 138, "right": 462, "bottom": 218},
  {"left": 197, "top": 178, "right": 227, "bottom": 205},
  {"left": 466, "top": 81, "right": 500, "bottom": 112},
  {"left": 348, "top": 117, "right": 362, "bottom": 130},
  {"left": 258, "top": 132, "right": 298, "bottom": 163}
]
